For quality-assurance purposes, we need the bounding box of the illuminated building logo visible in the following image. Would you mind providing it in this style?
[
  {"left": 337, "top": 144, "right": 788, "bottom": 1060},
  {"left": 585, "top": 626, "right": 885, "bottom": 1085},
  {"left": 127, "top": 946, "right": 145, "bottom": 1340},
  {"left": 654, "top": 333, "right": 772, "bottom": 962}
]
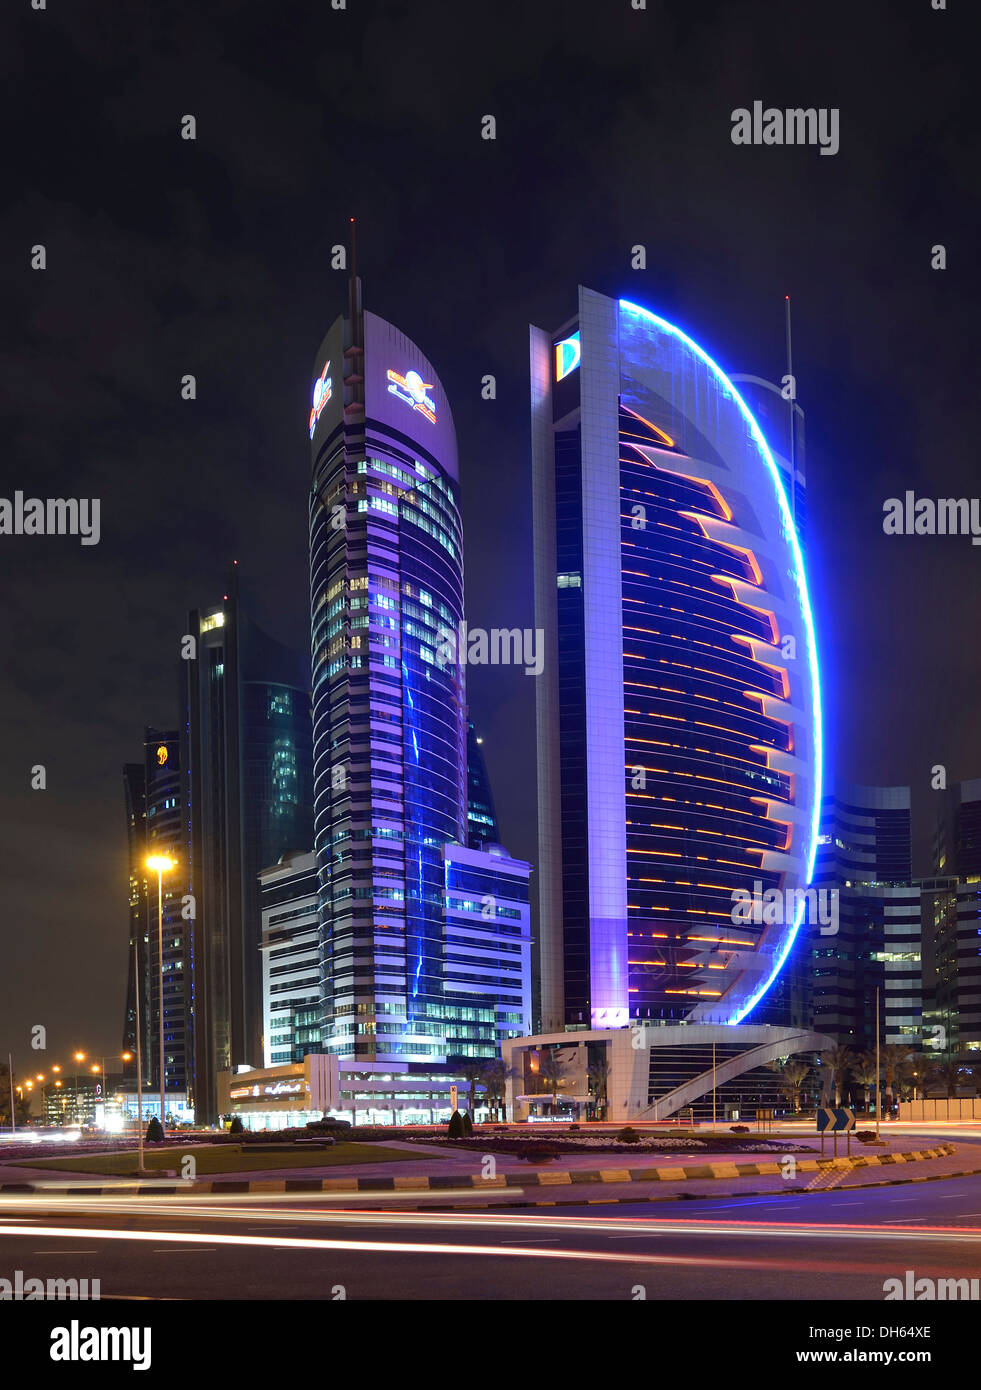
[
  {"left": 554, "top": 331, "right": 581, "bottom": 381},
  {"left": 387, "top": 368, "right": 437, "bottom": 424},
  {"left": 308, "top": 360, "right": 333, "bottom": 439},
  {"left": 156, "top": 745, "right": 169, "bottom": 766}
]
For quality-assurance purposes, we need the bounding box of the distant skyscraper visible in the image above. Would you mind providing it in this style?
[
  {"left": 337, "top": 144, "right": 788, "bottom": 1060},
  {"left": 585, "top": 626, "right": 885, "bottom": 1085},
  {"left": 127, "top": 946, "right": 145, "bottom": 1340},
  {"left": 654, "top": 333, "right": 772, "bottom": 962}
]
[
  {"left": 259, "top": 851, "right": 321, "bottom": 1067},
  {"left": 307, "top": 269, "right": 530, "bottom": 1083},
  {"left": 935, "top": 778, "right": 981, "bottom": 879},
  {"left": 809, "top": 781, "right": 920, "bottom": 1048},
  {"left": 183, "top": 585, "right": 314, "bottom": 1121},
  {"left": 925, "top": 778, "right": 981, "bottom": 1056},
  {"left": 122, "top": 761, "right": 146, "bottom": 1080},
  {"left": 530, "top": 287, "right": 822, "bottom": 1033},
  {"left": 122, "top": 729, "right": 191, "bottom": 1099},
  {"left": 466, "top": 719, "right": 499, "bottom": 849}
]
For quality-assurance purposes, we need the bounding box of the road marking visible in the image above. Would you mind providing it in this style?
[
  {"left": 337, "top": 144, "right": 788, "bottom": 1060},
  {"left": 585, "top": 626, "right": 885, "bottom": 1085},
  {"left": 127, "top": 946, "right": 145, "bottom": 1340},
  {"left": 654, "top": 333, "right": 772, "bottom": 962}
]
[
  {"left": 500, "top": 1237, "right": 561, "bottom": 1244},
  {"left": 30, "top": 1249, "right": 99, "bottom": 1254},
  {"left": 152, "top": 1247, "right": 215, "bottom": 1253}
]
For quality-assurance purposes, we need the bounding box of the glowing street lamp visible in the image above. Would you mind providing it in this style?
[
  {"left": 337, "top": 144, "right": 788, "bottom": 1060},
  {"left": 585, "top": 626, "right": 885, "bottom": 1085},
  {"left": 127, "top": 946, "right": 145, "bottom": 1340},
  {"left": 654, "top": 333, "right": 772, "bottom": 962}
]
[{"left": 146, "top": 854, "right": 177, "bottom": 1135}]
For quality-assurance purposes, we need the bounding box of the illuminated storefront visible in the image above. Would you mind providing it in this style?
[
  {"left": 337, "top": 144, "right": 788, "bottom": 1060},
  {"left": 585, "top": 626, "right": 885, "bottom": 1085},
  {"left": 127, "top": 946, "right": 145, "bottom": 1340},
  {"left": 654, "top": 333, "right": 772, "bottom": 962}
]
[{"left": 218, "top": 1055, "right": 338, "bottom": 1130}]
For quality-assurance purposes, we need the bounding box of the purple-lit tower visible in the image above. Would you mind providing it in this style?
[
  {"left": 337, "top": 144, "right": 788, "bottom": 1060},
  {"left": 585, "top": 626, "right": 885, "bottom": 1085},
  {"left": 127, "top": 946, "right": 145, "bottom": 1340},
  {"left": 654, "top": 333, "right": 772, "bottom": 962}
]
[
  {"left": 307, "top": 270, "right": 532, "bottom": 1107},
  {"left": 530, "top": 287, "right": 822, "bottom": 1036}
]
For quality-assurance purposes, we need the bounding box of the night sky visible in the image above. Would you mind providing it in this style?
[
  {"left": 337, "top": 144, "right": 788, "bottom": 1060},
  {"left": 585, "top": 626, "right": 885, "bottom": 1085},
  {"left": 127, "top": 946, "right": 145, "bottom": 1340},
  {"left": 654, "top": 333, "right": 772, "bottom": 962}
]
[{"left": 4, "top": 0, "right": 978, "bottom": 1069}]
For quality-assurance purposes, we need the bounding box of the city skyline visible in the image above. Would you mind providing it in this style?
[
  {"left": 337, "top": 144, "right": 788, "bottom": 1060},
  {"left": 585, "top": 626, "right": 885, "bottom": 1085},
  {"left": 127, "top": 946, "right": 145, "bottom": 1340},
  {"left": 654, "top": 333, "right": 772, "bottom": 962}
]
[{"left": 4, "top": 2, "right": 978, "bottom": 1069}]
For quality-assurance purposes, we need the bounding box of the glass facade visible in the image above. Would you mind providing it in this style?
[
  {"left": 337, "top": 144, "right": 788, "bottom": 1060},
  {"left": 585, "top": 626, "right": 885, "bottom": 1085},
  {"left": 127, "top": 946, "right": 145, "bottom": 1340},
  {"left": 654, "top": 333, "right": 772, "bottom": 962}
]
[
  {"left": 122, "top": 729, "right": 191, "bottom": 1098},
  {"left": 260, "top": 851, "right": 321, "bottom": 1066},
  {"left": 309, "top": 293, "right": 469, "bottom": 1069},
  {"left": 533, "top": 288, "right": 822, "bottom": 1033},
  {"left": 184, "top": 592, "right": 313, "bottom": 1122},
  {"left": 466, "top": 719, "right": 500, "bottom": 849},
  {"left": 809, "top": 783, "right": 920, "bottom": 1048}
]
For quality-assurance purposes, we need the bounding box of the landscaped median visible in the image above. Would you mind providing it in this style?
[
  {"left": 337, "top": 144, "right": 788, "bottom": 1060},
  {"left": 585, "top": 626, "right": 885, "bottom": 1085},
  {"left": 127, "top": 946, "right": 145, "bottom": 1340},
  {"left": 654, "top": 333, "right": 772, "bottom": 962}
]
[
  {"left": 0, "top": 1141, "right": 427, "bottom": 1180},
  {"left": 0, "top": 1141, "right": 965, "bottom": 1205}
]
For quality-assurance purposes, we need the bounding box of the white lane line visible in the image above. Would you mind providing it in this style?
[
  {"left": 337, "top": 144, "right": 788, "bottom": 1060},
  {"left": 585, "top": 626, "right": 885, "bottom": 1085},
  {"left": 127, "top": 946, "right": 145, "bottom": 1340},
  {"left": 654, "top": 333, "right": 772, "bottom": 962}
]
[
  {"left": 30, "top": 1249, "right": 99, "bottom": 1254},
  {"left": 499, "top": 1237, "right": 561, "bottom": 1244},
  {"left": 152, "top": 1248, "right": 216, "bottom": 1253}
]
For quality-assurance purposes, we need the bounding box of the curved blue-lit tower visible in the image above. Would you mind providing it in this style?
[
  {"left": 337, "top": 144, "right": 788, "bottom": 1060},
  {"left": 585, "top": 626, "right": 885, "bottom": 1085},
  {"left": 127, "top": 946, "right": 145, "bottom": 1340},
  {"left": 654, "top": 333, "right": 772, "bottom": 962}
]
[
  {"left": 309, "top": 273, "right": 467, "bottom": 1064},
  {"left": 531, "top": 286, "right": 821, "bottom": 1033}
]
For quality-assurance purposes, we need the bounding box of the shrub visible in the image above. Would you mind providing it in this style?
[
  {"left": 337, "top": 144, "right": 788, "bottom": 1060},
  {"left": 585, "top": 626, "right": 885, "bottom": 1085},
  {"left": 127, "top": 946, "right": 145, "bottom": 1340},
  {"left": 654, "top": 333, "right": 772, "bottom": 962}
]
[
  {"left": 520, "top": 1144, "right": 560, "bottom": 1162},
  {"left": 305, "top": 1118, "right": 352, "bottom": 1134},
  {"left": 462, "top": 1111, "right": 474, "bottom": 1136},
  {"left": 145, "top": 1116, "right": 163, "bottom": 1143},
  {"left": 855, "top": 1130, "right": 877, "bottom": 1142},
  {"left": 730, "top": 1125, "right": 750, "bottom": 1134},
  {"left": 447, "top": 1110, "right": 465, "bottom": 1139},
  {"left": 568, "top": 1124, "right": 580, "bottom": 1133},
  {"left": 228, "top": 1116, "right": 244, "bottom": 1135},
  {"left": 616, "top": 1126, "right": 641, "bottom": 1143}
]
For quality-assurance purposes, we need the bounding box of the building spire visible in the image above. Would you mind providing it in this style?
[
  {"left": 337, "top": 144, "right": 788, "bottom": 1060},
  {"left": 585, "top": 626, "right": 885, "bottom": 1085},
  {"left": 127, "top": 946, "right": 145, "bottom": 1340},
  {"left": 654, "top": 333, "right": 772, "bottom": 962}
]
[
  {"left": 344, "top": 218, "right": 365, "bottom": 427},
  {"left": 785, "top": 295, "right": 796, "bottom": 528}
]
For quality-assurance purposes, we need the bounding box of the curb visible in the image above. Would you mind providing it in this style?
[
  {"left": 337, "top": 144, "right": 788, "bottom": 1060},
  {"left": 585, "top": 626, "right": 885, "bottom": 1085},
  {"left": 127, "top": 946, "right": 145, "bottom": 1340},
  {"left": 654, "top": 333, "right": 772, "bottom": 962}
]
[{"left": 0, "top": 1143, "right": 957, "bottom": 1197}]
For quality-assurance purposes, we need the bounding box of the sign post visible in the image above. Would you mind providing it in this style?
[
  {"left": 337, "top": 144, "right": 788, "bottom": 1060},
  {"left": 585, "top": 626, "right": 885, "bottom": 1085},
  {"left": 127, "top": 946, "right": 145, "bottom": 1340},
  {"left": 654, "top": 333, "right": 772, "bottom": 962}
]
[{"left": 817, "top": 1106, "right": 856, "bottom": 1158}]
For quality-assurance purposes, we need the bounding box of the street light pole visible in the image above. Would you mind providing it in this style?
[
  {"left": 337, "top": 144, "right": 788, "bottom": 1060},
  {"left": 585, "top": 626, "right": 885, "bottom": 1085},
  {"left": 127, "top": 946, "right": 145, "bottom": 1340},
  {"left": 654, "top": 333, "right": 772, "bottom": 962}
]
[
  {"left": 7, "top": 1053, "right": 14, "bottom": 1136},
  {"left": 875, "top": 987, "right": 881, "bottom": 1143},
  {"left": 133, "top": 932, "right": 146, "bottom": 1175},
  {"left": 156, "top": 865, "right": 165, "bottom": 1134},
  {"left": 145, "top": 855, "right": 176, "bottom": 1138}
]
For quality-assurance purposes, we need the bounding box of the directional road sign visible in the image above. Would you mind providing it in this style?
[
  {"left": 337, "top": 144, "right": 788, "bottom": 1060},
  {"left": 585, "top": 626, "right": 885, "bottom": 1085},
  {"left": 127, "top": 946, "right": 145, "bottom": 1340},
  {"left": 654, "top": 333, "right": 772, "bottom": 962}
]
[{"left": 816, "top": 1106, "right": 856, "bottom": 1132}]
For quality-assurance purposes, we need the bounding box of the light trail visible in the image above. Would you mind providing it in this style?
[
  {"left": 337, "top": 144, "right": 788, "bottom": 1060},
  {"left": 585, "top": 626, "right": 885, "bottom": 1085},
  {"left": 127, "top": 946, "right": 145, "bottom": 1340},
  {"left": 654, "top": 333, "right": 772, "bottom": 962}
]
[
  {"left": 0, "top": 1223, "right": 793, "bottom": 1271},
  {"left": 2, "top": 1203, "right": 980, "bottom": 1244}
]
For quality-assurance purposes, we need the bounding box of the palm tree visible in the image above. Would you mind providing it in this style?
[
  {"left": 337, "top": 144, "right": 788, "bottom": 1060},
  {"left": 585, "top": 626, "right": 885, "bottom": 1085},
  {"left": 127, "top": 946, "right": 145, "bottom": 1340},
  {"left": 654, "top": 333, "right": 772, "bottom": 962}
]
[
  {"left": 820, "top": 1045, "right": 855, "bottom": 1107},
  {"left": 852, "top": 1053, "right": 878, "bottom": 1113},
  {"left": 924, "top": 1060, "right": 963, "bottom": 1098},
  {"left": 479, "top": 1059, "right": 510, "bottom": 1122},
  {"left": 880, "top": 1044, "right": 914, "bottom": 1115},
  {"left": 538, "top": 1047, "right": 564, "bottom": 1116},
  {"left": 776, "top": 1059, "right": 811, "bottom": 1114},
  {"left": 458, "top": 1061, "right": 486, "bottom": 1117},
  {"left": 588, "top": 1053, "right": 610, "bottom": 1120}
]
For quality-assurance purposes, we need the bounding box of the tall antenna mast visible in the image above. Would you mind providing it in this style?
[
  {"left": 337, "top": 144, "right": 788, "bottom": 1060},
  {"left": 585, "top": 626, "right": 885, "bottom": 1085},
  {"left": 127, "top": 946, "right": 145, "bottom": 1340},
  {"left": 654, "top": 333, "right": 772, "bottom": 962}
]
[
  {"left": 344, "top": 217, "right": 365, "bottom": 428},
  {"left": 785, "top": 295, "right": 796, "bottom": 529}
]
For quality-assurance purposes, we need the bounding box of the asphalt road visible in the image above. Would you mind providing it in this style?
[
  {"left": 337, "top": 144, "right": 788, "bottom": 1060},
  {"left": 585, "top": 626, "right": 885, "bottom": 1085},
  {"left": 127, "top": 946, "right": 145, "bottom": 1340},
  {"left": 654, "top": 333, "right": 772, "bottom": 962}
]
[{"left": 2, "top": 1175, "right": 980, "bottom": 1300}]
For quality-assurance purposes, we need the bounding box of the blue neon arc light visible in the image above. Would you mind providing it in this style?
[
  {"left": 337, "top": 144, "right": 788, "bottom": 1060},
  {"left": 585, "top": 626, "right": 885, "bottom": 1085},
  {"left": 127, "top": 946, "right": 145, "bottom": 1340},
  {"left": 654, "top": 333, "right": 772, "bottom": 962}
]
[{"left": 619, "top": 299, "right": 823, "bottom": 1025}]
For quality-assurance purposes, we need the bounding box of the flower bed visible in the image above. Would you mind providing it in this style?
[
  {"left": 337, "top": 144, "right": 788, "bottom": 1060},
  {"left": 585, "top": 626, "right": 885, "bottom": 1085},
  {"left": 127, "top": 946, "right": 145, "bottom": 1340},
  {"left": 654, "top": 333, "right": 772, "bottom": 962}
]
[{"left": 400, "top": 1134, "right": 811, "bottom": 1156}]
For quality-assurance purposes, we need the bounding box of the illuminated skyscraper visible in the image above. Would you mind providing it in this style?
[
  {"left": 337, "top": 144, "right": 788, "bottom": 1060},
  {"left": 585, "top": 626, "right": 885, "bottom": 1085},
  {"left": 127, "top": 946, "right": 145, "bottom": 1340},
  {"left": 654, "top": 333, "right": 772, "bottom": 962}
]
[
  {"left": 531, "top": 287, "right": 822, "bottom": 1034},
  {"left": 809, "top": 781, "right": 920, "bottom": 1049},
  {"left": 308, "top": 271, "right": 530, "bottom": 1079},
  {"left": 183, "top": 587, "right": 313, "bottom": 1121},
  {"left": 466, "top": 719, "right": 500, "bottom": 849},
  {"left": 123, "top": 729, "right": 191, "bottom": 1102}
]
